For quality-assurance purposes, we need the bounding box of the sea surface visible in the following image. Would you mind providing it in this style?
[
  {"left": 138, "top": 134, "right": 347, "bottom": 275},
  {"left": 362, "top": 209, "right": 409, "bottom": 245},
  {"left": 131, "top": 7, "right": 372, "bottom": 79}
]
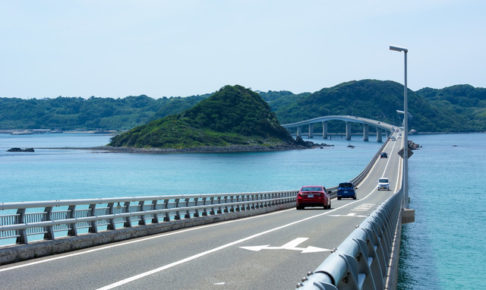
[
  {"left": 1, "top": 132, "right": 484, "bottom": 289},
  {"left": 0, "top": 133, "right": 380, "bottom": 202},
  {"left": 396, "top": 133, "right": 486, "bottom": 290}
]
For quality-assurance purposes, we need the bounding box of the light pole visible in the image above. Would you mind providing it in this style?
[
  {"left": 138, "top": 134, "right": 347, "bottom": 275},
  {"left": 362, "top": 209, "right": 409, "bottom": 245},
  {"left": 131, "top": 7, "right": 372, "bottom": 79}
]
[{"left": 390, "top": 45, "right": 409, "bottom": 208}]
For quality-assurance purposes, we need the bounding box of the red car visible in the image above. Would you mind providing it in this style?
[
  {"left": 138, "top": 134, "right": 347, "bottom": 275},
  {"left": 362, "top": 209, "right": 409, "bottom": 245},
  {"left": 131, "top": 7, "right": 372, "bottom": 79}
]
[{"left": 296, "top": 185, "right": 331, "bottom": 210}]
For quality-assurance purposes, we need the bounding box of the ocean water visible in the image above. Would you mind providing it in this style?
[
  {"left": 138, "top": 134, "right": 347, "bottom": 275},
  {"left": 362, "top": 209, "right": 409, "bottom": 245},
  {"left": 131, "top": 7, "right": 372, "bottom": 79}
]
[
  {"left": 0, "top": 133, "right": 380, "bottom": 202},
  {"left": 398, "top": 133, "right": 486, "bottom": 290}
]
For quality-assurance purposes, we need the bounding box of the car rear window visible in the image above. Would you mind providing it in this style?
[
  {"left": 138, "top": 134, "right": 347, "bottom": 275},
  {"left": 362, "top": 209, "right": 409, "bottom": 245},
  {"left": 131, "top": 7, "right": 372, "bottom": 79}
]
[
  {"left": 379, "top": 179, "right": 389, "bottom": 183},
  {"left": 339, "top": 183, "right": 353, "bottom": 188},
  {"left": 301, "top": 187, "right": 323, "bottom": 192}
]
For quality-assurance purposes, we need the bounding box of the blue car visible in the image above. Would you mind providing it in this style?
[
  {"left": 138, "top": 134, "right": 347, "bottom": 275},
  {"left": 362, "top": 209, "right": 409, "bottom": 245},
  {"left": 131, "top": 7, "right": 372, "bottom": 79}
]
[{"left": 337, "top": 182, "right": 356, "bottom": 200}]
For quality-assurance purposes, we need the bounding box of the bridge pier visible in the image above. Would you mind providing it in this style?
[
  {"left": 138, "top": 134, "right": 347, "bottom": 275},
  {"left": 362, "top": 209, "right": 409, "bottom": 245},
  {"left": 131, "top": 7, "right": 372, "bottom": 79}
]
[
  {"left": 345, "top": 122, "right": 351, "bottom": 141},
  {"left": 322, "top": 121, "right": 328, "bottom": 139},
  {"left": 363, "top": 124, "right": 369, "bottom": 142},
  {"left": 296, "top": 126, "right": 301, "bottom": 137},
  {"left": 308, "top": 124, "right": 313, "bottom": 138},
  {"left": 376, "top": 129, "right": 382, "bottom": 142}
]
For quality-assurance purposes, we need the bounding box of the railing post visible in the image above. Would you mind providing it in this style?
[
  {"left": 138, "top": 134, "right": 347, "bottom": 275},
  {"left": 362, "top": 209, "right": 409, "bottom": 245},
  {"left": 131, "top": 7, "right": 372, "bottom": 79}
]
[
  {"left": 107, "top": 202, "right": 116, "bottom": 230},
  {"left": 217, "top": 196, "right": 223, "bottom": 214},
  {"left": 16, "top": 208, "right": 28, "bottom": 244},
  {"left": 193, "top": 198, "right": 200, "bottom": 217},
  {"left": 202, "top": 197, "right": 208, "bottom": 216},
  {"left": 174, "top": 198, "right": 181, "bottom": 220},
  {"left": 89, "top": 204, "right": 98, "bottom": 233},
  {"left": 67, "top": 205, "right": 78, "bottom": 236},
  {"left": 231, "top": 195, "right": 236, "bottom": 212},
  {"left": 210, "top": 197, "right": 216, "bottom": 215},
  {"left": 138, "top": 201, "right": 146, "bottom": 226},
  {"left": 123, "top": 202, "right": 132, "bottom": 228},
  {"left": 163, "top": 199, "right": 170, "bottom": 222},
  {"left": 152, "top": 200, "right": 160, "bottom": 223},
  {"left": 44, "top": 206, "right": 54, "bottom": 240},
  {"left": 184, "top": 198, "right": 191, "bottom": 219}
]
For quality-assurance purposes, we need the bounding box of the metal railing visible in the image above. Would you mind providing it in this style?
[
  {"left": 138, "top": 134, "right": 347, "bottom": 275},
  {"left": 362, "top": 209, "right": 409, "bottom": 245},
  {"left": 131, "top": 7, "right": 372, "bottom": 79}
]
[
  {"left": 0, "top": 191, "right": 297, "bottom": 245},
  {"left": 297, "top": 189, "right": 403, "bottom": 289}
]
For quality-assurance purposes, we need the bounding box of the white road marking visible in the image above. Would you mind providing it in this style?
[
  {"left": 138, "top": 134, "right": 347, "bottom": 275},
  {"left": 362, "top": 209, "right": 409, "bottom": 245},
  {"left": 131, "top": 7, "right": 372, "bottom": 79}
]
[
  {"left": 352, "top": 203, "right": 374, "bottom": 212},
  {"left": 329, "top": 213, "right": 368, "bottom": 218},
  {"left": 214, "top": 282, "right": 225, "bottom": 286},
  {"left": 240, "top": 237, "right": 330, "bottom": 253}
]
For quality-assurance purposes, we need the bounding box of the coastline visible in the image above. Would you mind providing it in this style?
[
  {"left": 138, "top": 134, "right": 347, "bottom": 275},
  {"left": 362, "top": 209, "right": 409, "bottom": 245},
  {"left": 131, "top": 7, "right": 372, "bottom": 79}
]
[{"left": 39, "top": 144, "right": 321, "bottom": 154}]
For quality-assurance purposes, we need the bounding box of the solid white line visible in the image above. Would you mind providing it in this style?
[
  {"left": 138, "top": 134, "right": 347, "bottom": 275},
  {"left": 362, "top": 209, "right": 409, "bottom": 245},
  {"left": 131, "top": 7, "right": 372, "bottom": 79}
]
[
  {"left": 97, "top": 185, "right": 383, "bottom": 289},
  {"left": 394, "top": 151, "right": 403, "bottom": 193},
  {"left": 382, "top": 140, "right": 397, "bottom": 176}
]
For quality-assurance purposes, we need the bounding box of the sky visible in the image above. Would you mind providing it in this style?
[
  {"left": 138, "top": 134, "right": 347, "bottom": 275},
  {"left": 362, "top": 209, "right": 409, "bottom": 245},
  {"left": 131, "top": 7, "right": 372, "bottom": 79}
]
[{"left": 1, "top": 0, "right": 485, "bottom": 99}]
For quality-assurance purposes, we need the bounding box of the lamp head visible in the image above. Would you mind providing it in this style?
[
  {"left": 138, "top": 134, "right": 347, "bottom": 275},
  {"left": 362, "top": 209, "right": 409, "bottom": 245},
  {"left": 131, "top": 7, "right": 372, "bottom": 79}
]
[{"left": 389, "top": 45, "right": 408, "bottom": 53}]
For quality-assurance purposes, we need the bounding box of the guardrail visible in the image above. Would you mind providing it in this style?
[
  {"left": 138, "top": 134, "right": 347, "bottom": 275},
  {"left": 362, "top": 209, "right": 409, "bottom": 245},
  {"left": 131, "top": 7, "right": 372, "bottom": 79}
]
[
  {"left": 0, "top": 191, "right": 297, "bottom": 246},
  {"left": 297, "top": 188, "right": 403, "bottom": 289}
]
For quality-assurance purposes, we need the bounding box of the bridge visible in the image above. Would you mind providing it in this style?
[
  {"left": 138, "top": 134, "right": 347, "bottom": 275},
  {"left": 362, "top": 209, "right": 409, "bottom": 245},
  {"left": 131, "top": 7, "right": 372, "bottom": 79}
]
[
  {"left": 282, "top": 115, "right": 399, "bottom": 142},
  {"left": 0, "top": 118, "right": 410, "bottom": 289}
]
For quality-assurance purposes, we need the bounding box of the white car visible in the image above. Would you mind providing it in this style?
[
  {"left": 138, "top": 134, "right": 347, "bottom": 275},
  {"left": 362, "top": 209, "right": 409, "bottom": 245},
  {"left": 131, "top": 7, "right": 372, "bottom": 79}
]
[{"left": 377, "top": 177, "right": 390, "bottom": 191}]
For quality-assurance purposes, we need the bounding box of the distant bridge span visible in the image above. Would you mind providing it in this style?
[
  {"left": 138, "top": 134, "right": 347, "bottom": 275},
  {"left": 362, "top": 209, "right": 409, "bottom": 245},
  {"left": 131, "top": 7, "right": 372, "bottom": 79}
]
[{"left": 282, "top": 115, "right": 399, "bottom": 142}]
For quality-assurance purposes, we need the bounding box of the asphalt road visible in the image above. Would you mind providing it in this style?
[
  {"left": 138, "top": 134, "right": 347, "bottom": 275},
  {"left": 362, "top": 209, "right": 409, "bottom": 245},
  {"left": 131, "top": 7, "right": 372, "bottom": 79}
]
[{"left": 0, "top": 137, "right": 402, "bottom": 290}]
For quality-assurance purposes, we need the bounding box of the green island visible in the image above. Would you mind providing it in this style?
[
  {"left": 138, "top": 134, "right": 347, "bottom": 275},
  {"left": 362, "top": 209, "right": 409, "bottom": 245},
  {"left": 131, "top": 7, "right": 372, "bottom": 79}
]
[{"left": 108, "top": 85, "right": 300, "bottom": 152}]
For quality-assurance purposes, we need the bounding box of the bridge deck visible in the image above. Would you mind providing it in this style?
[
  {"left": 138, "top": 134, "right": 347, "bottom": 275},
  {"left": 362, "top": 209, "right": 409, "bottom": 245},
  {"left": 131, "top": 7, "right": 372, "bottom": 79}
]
[{"left": 0, "top": 138, "right": 402, "bottom": 289}]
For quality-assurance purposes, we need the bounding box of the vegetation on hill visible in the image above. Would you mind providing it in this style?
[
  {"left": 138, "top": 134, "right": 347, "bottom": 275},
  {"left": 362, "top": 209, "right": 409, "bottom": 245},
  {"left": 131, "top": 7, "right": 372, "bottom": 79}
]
[
  {"left": 416, "top": 85, "right": 486, "bottom": 132},
  {"left": 109, "top": 85, "right": 295, "bottom": 149},
  {"left": 265, "top": 80, "right": 483, "bottom": 133},
  {"left": 0, "top": 94, "right": 206, "bottom": 130},
  {"left": 1, "top": 80, "right": 486, "bottom": 133}
]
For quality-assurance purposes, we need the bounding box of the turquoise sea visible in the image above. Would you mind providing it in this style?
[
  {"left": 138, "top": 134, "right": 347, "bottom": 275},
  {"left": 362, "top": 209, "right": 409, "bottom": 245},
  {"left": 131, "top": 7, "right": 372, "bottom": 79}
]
[
  {"left": 1, "top": 132, "right": 485, "bottom": 289},
  {"left": 0, "top": 133, "right": 380, "bottom": 202},
  {"left": 398, "top": 133, "right": 486, "bottom": 290}
]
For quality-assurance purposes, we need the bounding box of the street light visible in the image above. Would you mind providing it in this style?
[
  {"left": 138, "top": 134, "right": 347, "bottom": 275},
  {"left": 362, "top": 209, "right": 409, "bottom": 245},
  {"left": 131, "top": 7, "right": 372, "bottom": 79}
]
[{"left": 390, "top": 45, "right": 409, "bottom": 208}]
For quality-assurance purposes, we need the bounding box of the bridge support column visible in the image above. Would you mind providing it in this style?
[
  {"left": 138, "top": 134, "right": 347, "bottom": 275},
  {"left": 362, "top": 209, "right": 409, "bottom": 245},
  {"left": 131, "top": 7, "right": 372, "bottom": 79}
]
[
  {"left": 345, "top": 122, "right": 351, "bottom": 141},
  {"left": 322, "top": 121, "right": 328, "bottom": 139},
  {"left": 363, "top": 124, "right": 369, "bottom": 142},
  {"left": 308, "top": 124, "right": 313, "bottom": 138},
  {"left": 296, "top": 126, "right": 301, "bottom": 138},
  {"left": 376, "top": 129, "right": 382, "bottom": 142}
]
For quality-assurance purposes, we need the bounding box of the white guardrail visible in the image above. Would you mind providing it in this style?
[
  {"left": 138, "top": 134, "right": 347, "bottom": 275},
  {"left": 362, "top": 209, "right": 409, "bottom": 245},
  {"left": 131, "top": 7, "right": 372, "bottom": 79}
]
[{"left": 0, "top": 191, "right": 297, "bottom": 245}]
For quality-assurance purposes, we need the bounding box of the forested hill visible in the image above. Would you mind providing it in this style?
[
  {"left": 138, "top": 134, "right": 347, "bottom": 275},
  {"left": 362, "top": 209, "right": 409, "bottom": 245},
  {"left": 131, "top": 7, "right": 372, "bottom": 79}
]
[
  {"left": 1, "top": 80, "right": 486, "bottom": 133},
  {"left": 416, "top": 85, "right": 486, "bottom": 131},
  {"left": 0, "top": 94, "right": 207, "bottom": 130},
  {"left": 265, "top": 80, "right": 479, "bottom": 133},
  {"left": 109, "top": 85, "right": 295, "bottom": 149}
]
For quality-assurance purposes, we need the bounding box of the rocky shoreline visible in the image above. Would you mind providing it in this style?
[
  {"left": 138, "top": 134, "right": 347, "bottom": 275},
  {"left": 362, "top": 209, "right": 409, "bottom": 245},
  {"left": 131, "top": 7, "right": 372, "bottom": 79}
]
[
  {"left": 38, "top": 142, "right": 334, "bottom": 154},
  {"left": 84, "top": 144, "right": 309, "bottom": 153}
]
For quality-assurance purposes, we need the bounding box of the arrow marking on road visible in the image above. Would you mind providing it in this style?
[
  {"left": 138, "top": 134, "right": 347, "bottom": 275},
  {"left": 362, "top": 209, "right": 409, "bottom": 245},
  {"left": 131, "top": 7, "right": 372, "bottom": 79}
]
[{"left": 240, "top": 237, "right": 330, "bottom": 254}]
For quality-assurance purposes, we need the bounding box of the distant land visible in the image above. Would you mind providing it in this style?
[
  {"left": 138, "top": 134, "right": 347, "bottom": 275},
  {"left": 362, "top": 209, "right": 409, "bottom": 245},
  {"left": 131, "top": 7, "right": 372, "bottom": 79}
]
[
  {"left": 108, "top": 85, "right": 300, "bottom": 151},
  {"left": 1, "top": 80, "right": 485, "bottom": 133}
]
